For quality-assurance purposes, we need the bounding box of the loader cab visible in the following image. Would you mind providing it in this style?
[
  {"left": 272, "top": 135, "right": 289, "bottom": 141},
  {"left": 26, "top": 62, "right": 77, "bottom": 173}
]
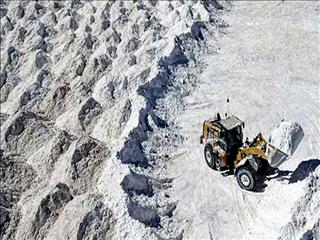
[
  {"left": 224, "top": 124, "right": 243, "bottom": 151},
  {"left": 200, "top": 114, "right": 244, "bottom": 152}
]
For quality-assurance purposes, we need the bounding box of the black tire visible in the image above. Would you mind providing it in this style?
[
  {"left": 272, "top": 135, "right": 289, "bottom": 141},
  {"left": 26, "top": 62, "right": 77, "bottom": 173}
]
[
  {"left": 204, "top": 145, "right": 219, "bottom": 170},
  {"left": 236, "top": 166, "right": 256, "bottom": 191}
]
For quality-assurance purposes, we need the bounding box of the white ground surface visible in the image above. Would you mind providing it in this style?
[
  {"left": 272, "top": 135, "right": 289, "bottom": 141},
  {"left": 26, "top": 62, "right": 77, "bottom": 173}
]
[
  {"left": 1, "top": 1, "right": 319, "bottom": 239},
  {"left": 168, "top": 2, "right": 320, "bottom": 240}
]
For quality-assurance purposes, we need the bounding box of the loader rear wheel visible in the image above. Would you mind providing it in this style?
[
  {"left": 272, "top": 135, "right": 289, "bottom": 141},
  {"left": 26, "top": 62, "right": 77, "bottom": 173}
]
[
  {"left": 236, "top": 166, "right": 256, "bottom": 191},
  {"left": 204, "top": 145, "right": 219, "bottom": 170}
]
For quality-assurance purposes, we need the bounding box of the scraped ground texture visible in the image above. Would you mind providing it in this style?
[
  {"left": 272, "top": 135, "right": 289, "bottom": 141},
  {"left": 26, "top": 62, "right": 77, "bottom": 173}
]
[{"left": 0, "top": 1, "right": 319, "bottom": 240}]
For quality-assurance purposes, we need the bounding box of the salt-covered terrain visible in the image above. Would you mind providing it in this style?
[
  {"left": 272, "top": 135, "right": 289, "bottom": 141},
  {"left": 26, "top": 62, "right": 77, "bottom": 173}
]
[
  {"left": 166, "top": 2, "right": 320, "bottom": 240},
  {"left": 0, "top": 1, "right": 319, "bottom": 240}
]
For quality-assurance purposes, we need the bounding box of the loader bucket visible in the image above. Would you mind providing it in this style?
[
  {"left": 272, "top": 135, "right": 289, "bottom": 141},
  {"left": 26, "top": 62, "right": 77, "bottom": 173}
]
[{"left": 266, "top": 144, "right": 289, "bottom": 168}]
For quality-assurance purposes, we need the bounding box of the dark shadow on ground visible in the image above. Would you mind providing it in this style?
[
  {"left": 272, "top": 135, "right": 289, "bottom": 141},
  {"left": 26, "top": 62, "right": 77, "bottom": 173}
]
[
  {"left": 288, "top": 159, "right": 320, "bottom": 183},
  {"left": 266, "top": 159, "right": 320, "bottom": 183},
  {"left": 254, "top": 159, "right": 320, "bottom": 192}
]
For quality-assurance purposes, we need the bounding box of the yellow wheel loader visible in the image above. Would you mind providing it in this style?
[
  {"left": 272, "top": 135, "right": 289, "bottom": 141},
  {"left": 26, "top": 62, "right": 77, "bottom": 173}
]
[{"left": 200, "top": 113, "right": 288, "bottom": 191}]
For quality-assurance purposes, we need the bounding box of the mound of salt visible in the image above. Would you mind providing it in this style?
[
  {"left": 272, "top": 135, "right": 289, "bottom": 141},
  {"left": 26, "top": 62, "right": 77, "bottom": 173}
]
[{"left": 269, "top": 121, "right": 304, "bottom": 155}]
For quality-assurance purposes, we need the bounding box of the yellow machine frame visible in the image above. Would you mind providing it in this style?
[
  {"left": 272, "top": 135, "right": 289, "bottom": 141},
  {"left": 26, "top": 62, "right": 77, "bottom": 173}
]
[
  {"left": 234, "top": 133, "right": 269, "bottom": 168},
  {"left": 201, "top": 120, "right": 270, "bottom": 170}
]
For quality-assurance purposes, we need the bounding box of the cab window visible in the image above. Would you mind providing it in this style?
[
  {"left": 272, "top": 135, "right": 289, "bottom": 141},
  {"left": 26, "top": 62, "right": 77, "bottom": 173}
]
[{"left": 220, "top": 127, "right": 226, "bottom": 139}]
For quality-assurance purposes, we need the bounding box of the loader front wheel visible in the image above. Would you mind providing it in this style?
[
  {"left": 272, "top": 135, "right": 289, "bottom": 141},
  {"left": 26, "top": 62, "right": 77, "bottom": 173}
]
[
  {"left": 236, "top": 166, "right": 256, "bottom": 191},
  {"left": 204, "top": 145, "right": 219, "bottom": 170}
]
